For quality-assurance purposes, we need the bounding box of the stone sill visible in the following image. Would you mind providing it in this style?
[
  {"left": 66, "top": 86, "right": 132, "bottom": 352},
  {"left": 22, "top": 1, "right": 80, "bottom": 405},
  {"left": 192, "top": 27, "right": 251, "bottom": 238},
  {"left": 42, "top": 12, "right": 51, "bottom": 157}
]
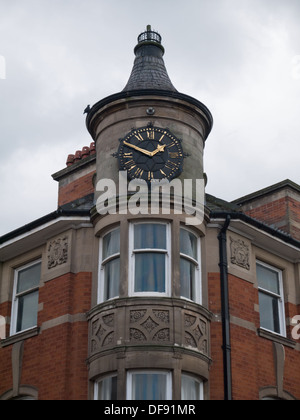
[
  {"left": 258, "top": 328, "right": 296, "bottom": 349},
  {"left": 0, "top": 327, "right": 39, "bottom": 348}
]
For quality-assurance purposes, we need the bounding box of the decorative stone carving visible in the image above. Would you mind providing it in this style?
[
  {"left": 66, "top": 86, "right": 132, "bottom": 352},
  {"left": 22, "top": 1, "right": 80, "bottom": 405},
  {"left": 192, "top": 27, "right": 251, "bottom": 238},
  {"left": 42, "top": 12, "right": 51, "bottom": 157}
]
[
  {"left": 230, "top": 236, "right": 250, "bottom": 270},
  {"left": 89, "top": 303, "right": 211, "bottom": 359},
  {"left": 153, "top": 329, "right": 170, "bottom": 342},
  {"left": 184, "top": 312, "right": 208, "bottom": 355},
  {"left": 90, "top": 312, "right": 115, "bottom": 354},
  {"left": 130, "top": 310, "right": 147, "bottom": 323},
  {"left": 129, "top": 308, "right": 171, "bottom": 344},
  {"left": 141, "top": 317, "right": 159, "bottom": 333},
  {"left": 48, "top": 236, "right": 68, "bottom": 269},
  {"left": 130, "top": 328, "right": 147, "bottom": 342},
  {"left": 153, "top": 310, "right": 170, "bottom": 324}
]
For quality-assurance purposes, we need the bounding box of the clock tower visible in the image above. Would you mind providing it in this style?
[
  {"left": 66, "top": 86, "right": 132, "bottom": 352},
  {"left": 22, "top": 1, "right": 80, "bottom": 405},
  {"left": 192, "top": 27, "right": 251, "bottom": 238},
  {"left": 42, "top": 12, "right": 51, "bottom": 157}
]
[
  {"left": 86, "top": 25, "right": 212, "bottom": 193},
  {"left": 86, "top": 26, "right": 214, "bottom": 400}
]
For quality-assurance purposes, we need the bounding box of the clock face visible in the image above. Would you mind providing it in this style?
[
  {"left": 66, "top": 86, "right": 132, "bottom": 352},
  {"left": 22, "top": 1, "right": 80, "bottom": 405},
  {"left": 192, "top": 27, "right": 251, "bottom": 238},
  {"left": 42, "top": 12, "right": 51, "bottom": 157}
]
[{"left": 117, "top": 126, "right": 184, "bottom": 182}]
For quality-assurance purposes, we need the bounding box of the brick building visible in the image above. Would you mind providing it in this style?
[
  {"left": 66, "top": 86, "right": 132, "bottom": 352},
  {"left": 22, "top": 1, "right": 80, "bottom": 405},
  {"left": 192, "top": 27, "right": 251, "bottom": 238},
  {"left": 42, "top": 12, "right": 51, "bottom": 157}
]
[{"left": 0, "top": 27, "right": 299, "bottom": 400}]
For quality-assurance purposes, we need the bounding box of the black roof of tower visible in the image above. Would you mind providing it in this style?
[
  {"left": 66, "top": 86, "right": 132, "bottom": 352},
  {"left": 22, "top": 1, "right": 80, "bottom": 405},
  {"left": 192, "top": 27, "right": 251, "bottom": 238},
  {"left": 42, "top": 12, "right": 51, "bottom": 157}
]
[{"left": 123, "top": 25, "right": 177, "bottom": 92}]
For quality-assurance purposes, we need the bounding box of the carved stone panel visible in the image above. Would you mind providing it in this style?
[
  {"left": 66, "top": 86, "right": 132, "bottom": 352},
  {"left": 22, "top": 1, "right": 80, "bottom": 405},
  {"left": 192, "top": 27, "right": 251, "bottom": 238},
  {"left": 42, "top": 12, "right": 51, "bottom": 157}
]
[
  {"left": 88, "top": 300, "right": 211, "bottom": 360},
  {"left": 230, "top": 236, "right": 250, "bottom": 271},
  {"left": 183, "top": 311, "right": 208, "bottom": 355},
  {"left": 129, "top": 308, "right": 171, "bottom": 344},
  {"left": 47, "top": 236, "right": 68, "bottom": 269},
  {"left": 90, "top": 311, "right": 115, "bottom": 354}
]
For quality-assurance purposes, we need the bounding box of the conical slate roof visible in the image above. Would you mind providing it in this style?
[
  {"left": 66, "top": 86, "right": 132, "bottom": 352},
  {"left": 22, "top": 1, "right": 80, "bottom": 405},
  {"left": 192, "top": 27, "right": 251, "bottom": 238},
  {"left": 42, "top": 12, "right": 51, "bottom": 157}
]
[{"left": 123, "top": 26, "right": 177, "bottom": 92}]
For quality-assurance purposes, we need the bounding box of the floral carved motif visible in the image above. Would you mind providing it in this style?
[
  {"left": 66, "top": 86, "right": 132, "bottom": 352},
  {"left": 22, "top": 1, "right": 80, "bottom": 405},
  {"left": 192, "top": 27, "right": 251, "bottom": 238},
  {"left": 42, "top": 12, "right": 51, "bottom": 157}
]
[
  {"left": 230, "top": 236, "right": 250, "bottom": 270},
  {"left": 129, "top": 308, "right": 171, "bottom": 344},
  {"left": 48, "top": 236, "right": 68, "bottom": 269},
  {"left": 130, "top": 328, "right": 147, "bottom": 342}
]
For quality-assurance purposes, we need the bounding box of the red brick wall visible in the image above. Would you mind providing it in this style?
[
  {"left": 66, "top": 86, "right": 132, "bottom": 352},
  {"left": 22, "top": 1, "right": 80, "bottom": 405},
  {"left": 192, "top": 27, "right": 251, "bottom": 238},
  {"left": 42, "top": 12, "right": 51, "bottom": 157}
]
[
  {"left": 58, "top": 171, "right": 95, "bottom": 207},
  {"left": 288, "top": 196, "right": 300, "bottom": 241},
  {"left": 0, "top": 272, "right": 92, "bottom": 400},
  {"left": 208, "top": 272, "right": 300, "bottom": 400},
  {"left": 243, "top": 196, "right": 300, "bottom": 241}
]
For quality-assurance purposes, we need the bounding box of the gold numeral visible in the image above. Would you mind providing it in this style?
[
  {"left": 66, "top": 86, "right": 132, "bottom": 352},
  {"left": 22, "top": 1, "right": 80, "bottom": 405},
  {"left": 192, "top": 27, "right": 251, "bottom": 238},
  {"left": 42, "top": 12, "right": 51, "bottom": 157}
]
[
  {"left": 147, "top": 130, "right": 155, "bottom": 140},
  {"left": 135, "top": 132, "right": 144, "bottom": 141},
  {"left": 169, "top": 152, "right": 179, "bottom": 159},
  {"left": 125, "top": 159, "right": 135, "bottom": 167}
]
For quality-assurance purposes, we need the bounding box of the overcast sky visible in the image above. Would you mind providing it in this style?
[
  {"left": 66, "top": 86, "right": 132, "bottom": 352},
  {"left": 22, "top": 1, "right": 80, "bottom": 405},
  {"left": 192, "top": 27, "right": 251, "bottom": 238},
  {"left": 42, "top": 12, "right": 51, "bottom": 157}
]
[{"left": 0, "top": 0, "right": 299, "bottom": 236}]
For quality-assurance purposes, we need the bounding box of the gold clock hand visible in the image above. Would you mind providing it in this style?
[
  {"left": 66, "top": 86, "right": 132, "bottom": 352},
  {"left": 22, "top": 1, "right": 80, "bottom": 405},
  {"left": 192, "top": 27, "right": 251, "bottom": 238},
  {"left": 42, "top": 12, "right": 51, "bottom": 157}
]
[
  {"left": 150, "top": 144, "right": 167, "bottom": 157},
  {"left": 123, "top": 141, "right": 153, "bottom": 156}
]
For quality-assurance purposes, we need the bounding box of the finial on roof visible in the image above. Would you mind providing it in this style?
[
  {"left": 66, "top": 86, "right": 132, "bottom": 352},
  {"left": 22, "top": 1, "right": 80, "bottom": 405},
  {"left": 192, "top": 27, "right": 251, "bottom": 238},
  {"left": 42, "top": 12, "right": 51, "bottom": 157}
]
[
  {"left": 134, "top": 25, "right": 164, "bottom": 54},
  {"left": 123, "top": 26, "right": 177, "bottom": 92}
]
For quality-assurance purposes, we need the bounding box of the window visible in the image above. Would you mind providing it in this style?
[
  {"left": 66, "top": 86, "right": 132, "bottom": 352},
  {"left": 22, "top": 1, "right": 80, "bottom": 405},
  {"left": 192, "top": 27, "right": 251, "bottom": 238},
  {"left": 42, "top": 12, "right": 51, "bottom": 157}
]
[
  {"left": 129, "top": 223, "right": 170, "bottom": 296},
  {"left": 99, "top": 228, "right": 120, "bottom": 302},
  {"left": 11, "top": 260, "right": 41, "bottom": 335},
  {"left": 94, "top": 375, "right": 118, "bottom": 400},
  {"left": 181, "top": 374, "right": 204, "bottom": 400},
  {"left": 127, "top": 371, "right": 172, "bottom": 400},
  {"left": 257, "top": 261, "right": 286, "bottom": 336},
  {"left": 180, "top": 228, "right": 201, "bottom": 303}
]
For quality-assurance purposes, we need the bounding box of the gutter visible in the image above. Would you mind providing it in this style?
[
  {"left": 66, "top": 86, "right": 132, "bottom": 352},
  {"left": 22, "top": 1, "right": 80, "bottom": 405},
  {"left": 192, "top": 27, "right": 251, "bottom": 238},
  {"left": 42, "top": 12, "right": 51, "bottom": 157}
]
[
  {"left": 0, "top": 209, "right": 91, "bottom": 245},
  {"left": 218, "top": 215, "right": 232, "bottom": 401},
  {"left": 211, "top": 211, "right": 300, "bottom": 249}
]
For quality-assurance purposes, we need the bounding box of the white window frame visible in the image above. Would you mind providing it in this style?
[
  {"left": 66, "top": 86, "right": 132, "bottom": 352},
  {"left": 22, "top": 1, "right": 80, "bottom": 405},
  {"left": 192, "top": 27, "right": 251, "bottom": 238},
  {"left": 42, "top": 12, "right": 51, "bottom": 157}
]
[
  {"left": 98, "top": 227, "right": 120, "bottom": 304},
  {"left": 181, "top": 374, "right": 204, "bottom": 400},
  {"left": 10, "top": 259, "right": 41, "bottom": 336},
  {"left": 180, "top": 227, "right": 202, "bottom": 304},
  {"left": 126, "top": 370, "right": 172, "bottom": 401},
  {"left": 129, "top": 222, "right": 171, "bottom": 297},
  {"left": 257, "top": 260, "right": 286, "bottom": 337}
]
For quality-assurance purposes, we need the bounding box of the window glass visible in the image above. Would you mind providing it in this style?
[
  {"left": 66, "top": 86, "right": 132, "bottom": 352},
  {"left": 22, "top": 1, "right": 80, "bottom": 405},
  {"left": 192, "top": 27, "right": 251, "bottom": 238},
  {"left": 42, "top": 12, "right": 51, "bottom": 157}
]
[
  {"left": 103, "top": 229, "right": 120, "bottom": 260},
  {"left": 17, "top": 263, "right": 41, "bottom": 294},
  {"left": 180, "top": 228, "right": 200, "bottom": 303},
  {"left": 258, "top": 292, "right": 280, "bottom": 333},
  {"left": 181, "top": 375, "right": 203, "bottom": 400},
  {"left": 134, "top": 224, "right": 166, "bottom": 250},
  {"left": 96, "top": 376, "right": 117, "bottom": 400},
  {"left": 180, "top": 229, "right": 197, "bottom": 260},
  {"left": 257, "top": 264, "right": 280, "bottom": 294},
  {"left": 131, "top": 223, "right": 170, "bottom": 296},
  {"left": 100, "top": 228, "right": 120, "bottom": 302},
  {"left": 256, "top": 261, "right": 285, "bottom": 336},
  {"left": 11, "top": 261, "right": 41, "bottom": 335},
  {"left": 130, "top": 373, "right": 170, "bottom": 400},
  {"left": 135, "top": 253, "right": 165, "bottom": 293},
  {"left": 180, "top": 259, "right": 196, "bottom": 301},
  {"left": 16, "top": 291, "right": 39, "bottom": 332},
  {"left": 103, "top": 259, "right": 120, "bottom": 301}
]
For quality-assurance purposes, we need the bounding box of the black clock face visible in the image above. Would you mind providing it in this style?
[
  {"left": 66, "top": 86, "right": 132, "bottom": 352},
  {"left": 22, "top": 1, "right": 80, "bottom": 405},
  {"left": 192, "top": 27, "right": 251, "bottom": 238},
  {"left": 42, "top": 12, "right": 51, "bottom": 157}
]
[{"left": 117, "top": 126, "right": 184, "bottom": 182}]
